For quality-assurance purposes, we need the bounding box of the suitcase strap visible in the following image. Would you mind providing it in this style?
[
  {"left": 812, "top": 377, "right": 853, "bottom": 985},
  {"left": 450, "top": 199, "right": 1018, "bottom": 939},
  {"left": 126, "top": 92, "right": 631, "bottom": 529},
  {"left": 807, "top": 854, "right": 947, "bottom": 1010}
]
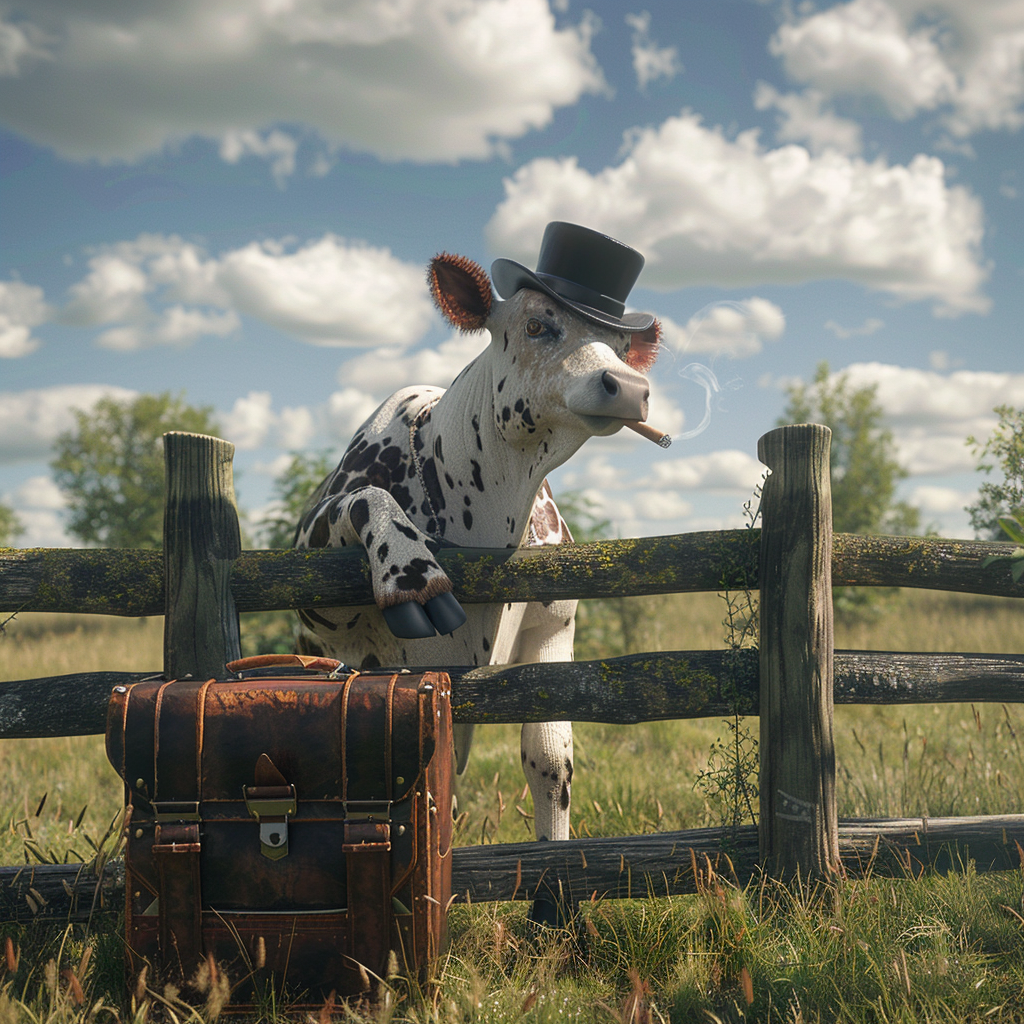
[
  {"left": 341, "top": 674, "right": 398, "bottom": 988},
  {"left": 150, "top": 678, "right": 209, "bottom": 979}
]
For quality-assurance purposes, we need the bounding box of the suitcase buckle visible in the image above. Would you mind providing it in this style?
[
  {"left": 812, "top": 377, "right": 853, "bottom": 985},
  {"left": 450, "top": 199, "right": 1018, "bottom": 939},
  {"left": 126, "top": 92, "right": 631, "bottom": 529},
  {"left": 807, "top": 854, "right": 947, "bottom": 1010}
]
[
  {"left": 243, "top": 785, "right": 298, "bottom": 861},
  {"left": 153, "top": 801, "right": 201, "bottom": 822},
  {"left": 342, "top": 799, "right": 392, "bottom": 823}
]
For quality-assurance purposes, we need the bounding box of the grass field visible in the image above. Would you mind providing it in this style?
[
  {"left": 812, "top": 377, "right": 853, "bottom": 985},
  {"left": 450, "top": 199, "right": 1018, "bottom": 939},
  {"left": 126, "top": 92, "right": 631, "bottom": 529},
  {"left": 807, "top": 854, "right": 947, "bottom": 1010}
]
[{"left": 1, "top": 589, "right": 1023, "bottom": 1022}]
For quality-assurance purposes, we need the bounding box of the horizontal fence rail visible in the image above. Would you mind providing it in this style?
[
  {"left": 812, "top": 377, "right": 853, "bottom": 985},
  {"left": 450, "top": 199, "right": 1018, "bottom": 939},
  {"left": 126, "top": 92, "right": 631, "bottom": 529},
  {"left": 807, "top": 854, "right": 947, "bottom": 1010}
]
[
  {"left": 2, "top": 531, "right": 1022, "bottom": 619},
  {"left": 4, "top": 813, "right": 1023, "bottom": 924},
  {"left": 3, "top": 426, "right": 1024, "bottom": 930},
  {"left": 3, "top": 650, "right": 1024, "bottom": 739}
]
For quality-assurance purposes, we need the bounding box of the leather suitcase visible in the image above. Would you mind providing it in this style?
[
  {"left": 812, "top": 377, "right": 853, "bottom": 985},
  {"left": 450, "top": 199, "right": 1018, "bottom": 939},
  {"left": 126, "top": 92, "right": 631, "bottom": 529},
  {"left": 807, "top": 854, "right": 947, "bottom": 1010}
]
[{"left": 105, "top": 655, "right": 453, "bottom": 1009}]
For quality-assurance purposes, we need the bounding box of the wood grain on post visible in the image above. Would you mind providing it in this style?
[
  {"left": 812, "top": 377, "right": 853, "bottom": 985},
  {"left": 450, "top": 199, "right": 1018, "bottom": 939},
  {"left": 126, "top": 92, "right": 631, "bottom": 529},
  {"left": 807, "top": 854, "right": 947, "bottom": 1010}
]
[
  {"left": 162, "top": 432, "right": 242, "bottom": 681},
  {"left": 757, "top": 424, "right": 840, "bottom": 880}
]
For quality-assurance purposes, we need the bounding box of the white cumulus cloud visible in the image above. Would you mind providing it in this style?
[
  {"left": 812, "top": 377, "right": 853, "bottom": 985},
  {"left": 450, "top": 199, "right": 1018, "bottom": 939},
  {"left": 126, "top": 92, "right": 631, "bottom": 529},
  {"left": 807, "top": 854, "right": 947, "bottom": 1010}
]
[
  {"left": 556, "top": 452, "right": 756, "bottom": 537},
  {"left": 338, "top": 332, "right": 490, "bottom": 395},
  {"left": 2, "top": 476, "right": 72, "bottom": 548},
  {"left": 487, "top": 110, "right": 989, "bottom": 315},
  {"left": 660, "top": 297, "right": 785, "bottom": 359},
  {"left": 223, "top": 391, "right": 319, "bottom": 452},
  {"left": 626, "top": 12, "right": 682, "bottom": 91},
  {"left": 623, "top": 489, "right": 693, "bottom": 521},
  {"left": 0, "top": 384, "right": 137, "bottom": 464},
  {"left": 223, "top": 392, "right": 277, "bottom": 451},
  {"left": 277, "top": 406, "right": 316, "bottom": 451},
  {"left": 753, "top": 82, "right": 863, "bottom": 155},
  {"left": 824, "top": 317, "right": 884, "bottom": 338},
  {"left": 58, "top": 233, "right": 433, "bottom": 350},
  {"left": 218, "top": 236, "right": 432, "bottom": 347},
  {"left": 648, "top": 449, "right": 767, "bottom": 492},
  {"left": 220, "top": 129, "right": 298, "bottom": 186},
  {"left": 12, "top": 474, "right": 66, "bottom": 511},
  {"left": 0, "top": 0, "right": 604, "bottom": 167},
  {"left": 327, "top": 387, "right": 387, "bottom": 443},
  {"left": 771, "top": 0, "right": 1024, "bottom": 138},
  {"left": 0, "top": 279, "right": 49, "bottom": 357},
  {"left": 791, "top": 362, "right": 1024, "bottom": 477},
  {"left": 910, "top": 484, "right": 976, "bottom": 514}
]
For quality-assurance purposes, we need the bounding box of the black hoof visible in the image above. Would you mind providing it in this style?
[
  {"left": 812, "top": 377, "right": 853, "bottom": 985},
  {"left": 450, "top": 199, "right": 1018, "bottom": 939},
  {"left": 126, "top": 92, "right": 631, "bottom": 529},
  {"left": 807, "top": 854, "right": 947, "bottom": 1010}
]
[
  {"left": 425, "top": 592, "right": 467, "bottom": 635},
  {"left": 382, "top": 601, "right": 436, "bottom": 639},
  {"left": 528, "top": 894, "right": 572, "bottom": 930}
]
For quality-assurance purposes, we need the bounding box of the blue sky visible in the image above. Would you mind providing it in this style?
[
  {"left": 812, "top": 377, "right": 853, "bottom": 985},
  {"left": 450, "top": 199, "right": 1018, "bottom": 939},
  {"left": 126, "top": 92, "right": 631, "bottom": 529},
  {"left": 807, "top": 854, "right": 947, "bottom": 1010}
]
[{"left": 2, "top": 0, "right": 1023, "bottom": 545}]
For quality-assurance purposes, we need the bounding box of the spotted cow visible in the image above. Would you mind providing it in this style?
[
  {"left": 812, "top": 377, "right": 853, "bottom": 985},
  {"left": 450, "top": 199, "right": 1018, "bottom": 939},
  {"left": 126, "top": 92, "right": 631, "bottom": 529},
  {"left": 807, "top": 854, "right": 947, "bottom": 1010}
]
[{"left": 293, "top": 226, "right": 661, "bottom": 922}]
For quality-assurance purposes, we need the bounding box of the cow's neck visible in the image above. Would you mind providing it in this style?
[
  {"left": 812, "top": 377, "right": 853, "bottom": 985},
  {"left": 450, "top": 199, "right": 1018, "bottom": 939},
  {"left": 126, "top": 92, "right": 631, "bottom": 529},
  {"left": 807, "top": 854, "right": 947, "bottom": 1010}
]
[{"left": 415, "top": 353, "right": 581, "bottom": 548}]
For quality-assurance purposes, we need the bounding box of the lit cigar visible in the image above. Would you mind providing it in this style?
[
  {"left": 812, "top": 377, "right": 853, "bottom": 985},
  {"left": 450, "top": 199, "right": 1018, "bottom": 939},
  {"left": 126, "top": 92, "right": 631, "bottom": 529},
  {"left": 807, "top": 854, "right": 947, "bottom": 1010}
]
[{"left": 623, "top": 420, "right": 672, "bottom": 448}]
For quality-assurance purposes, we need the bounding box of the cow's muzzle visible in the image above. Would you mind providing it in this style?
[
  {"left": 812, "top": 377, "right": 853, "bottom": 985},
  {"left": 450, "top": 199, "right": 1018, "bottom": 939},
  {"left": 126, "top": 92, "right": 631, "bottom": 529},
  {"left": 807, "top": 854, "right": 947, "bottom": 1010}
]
[
  {"left": 599, "top": 370, "right": 650, "bottom": 421},
  {"left": 566, "top": 367, "right": 650, "bottom": 425}
]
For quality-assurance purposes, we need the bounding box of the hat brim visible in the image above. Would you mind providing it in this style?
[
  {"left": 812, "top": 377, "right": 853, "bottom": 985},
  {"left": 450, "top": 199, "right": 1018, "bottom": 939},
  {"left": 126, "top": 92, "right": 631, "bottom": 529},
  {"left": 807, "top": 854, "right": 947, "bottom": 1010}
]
[{"left": 491, "top": 259, "right": 656, "bottom": 333}]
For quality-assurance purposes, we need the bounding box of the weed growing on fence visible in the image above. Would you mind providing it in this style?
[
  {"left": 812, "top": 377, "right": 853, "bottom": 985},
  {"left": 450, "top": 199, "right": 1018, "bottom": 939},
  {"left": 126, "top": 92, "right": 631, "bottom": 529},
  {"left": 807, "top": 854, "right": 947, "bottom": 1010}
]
[{"left": 695, "top": 489, "right": 761, "bottom": 835}]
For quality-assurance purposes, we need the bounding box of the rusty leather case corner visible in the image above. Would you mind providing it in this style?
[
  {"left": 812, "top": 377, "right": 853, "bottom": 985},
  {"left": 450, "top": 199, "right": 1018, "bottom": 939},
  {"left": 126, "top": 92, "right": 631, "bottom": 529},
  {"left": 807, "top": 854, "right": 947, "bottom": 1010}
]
[{"left": 107, "top": 669, "right": 453, "bottom": 1010}]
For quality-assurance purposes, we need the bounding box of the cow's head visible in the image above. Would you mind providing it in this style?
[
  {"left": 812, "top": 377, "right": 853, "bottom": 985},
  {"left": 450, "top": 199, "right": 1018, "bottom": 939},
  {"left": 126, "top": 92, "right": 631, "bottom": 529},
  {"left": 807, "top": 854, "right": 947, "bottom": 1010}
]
[{"left": 428, "top": 237, "right": 660, "bottom": 452}]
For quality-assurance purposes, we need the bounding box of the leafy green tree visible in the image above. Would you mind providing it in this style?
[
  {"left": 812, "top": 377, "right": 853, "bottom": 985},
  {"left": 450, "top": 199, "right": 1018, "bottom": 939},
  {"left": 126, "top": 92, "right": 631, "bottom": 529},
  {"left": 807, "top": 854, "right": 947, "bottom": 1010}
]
[
  {"left": 0, "top": 503, "right": 24, "bottom": 547},
  {"left": 966, "top": 405, "right": 1024, "bottom": 540},
  {"left": 778, "top": 361, "right": 920, "bottom": 535},
  {"left": 51, "top": 392, "right": 219, "bottom": 549},
  {"left": 255, "top": 450, "right": 337, "bottom": 549},
  {"left": 240, "top": 450, "right": 338, "bottom": 657}
]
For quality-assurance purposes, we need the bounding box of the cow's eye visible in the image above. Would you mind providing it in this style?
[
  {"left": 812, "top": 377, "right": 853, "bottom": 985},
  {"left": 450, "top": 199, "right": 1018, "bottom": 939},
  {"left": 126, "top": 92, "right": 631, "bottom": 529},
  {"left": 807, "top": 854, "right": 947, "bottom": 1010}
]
[{"left": 525, "top": 318, "right": 545, "bottom": 337}]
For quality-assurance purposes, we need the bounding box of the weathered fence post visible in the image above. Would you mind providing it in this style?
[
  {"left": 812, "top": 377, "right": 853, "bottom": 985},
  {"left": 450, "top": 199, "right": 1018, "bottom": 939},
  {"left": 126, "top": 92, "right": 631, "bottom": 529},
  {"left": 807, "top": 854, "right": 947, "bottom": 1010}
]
[
  {"left": 757, "top": 424, "right": 840, "bottom": 880},
  {"left": 163, "top": 432, "right": 242, "bottom": 680}
]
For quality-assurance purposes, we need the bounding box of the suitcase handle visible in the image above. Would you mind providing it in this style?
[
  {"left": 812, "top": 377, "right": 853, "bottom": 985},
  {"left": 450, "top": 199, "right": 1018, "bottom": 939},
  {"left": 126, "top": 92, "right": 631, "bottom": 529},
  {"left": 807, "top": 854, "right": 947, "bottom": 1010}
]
[{"left": 226, "top": 654, "right": 346, "bottom": 676}]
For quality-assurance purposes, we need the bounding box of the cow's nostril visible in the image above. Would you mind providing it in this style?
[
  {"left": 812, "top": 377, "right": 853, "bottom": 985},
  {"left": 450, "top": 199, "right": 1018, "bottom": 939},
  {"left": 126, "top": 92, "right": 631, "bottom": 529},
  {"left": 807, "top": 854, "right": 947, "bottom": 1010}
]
[{"left": 601, "top": 370, "right": 620, "bottom": 397}]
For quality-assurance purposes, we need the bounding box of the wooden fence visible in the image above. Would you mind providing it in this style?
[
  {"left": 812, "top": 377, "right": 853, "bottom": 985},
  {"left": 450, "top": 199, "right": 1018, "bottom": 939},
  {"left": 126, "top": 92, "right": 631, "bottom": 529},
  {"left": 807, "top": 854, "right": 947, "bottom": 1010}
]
[{"left": 2, "top": 423, "right": 1023, "bottom": 924}]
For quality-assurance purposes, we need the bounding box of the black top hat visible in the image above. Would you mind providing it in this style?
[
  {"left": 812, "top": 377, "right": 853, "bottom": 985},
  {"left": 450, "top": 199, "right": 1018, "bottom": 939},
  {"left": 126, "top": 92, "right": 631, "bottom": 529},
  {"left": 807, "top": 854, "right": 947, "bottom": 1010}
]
[{"left": 491, "top": 222, "right": 655, "bottom": 332}]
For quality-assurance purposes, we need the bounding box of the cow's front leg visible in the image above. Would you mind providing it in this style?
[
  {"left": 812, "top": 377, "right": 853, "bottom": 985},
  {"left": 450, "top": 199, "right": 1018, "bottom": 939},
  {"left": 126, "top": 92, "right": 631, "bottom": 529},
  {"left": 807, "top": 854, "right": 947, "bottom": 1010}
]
[{"left": 295, "top": 485, "right": 466, "bottom": 639}]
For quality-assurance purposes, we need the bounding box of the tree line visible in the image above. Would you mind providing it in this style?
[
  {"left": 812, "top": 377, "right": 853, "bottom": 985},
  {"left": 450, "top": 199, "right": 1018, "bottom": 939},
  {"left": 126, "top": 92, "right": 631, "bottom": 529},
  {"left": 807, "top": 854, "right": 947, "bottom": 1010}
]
[{"left": 1, "top": 368, "right": 1022, "bottom": 551}]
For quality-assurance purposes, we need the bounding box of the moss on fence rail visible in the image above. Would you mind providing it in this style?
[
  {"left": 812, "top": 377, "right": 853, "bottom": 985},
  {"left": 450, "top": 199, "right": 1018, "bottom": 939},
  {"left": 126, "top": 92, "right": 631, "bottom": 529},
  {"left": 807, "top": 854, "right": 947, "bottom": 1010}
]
[
  {"left": 0, "top": 531, "right": 759, "bottom": 615},
  {"left": 831, "top": 533, "right": 1024, "bottom": 594},
  {"left": 0, "top": 547, "right": 164, "bottom": 617},
  {"left": 3, "top": 532, "right": 1022, "bottom": 618}
]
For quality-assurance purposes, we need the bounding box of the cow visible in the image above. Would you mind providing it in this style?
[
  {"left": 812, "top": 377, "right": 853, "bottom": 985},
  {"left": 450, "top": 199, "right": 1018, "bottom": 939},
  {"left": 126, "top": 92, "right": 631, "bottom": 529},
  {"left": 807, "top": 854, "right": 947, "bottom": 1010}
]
[{"left": 293, "top": 222, "right": 661, "bottom": 924}]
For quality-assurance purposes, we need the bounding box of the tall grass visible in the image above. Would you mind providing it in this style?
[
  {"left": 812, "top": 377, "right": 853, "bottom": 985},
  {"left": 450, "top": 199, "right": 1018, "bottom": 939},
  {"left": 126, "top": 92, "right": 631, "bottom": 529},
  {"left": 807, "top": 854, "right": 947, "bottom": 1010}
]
[{"left": 1, "top": 590, "right": 1023, "bottom": 1021}]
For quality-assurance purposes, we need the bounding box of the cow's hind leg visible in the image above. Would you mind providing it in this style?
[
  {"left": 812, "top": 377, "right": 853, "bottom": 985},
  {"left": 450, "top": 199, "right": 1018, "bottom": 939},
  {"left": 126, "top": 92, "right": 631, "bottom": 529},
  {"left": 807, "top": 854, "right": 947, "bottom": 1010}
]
[
  {"left": 513, "top": 599, "right": 577, "bottom": 927},
  {"left": 521, "top": 719, "right": 574, "bottom": 927}
]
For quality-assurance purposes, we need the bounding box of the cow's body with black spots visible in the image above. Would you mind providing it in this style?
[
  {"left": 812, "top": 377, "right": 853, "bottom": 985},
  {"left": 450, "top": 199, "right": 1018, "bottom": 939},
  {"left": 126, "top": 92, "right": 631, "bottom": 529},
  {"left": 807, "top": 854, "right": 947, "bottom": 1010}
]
[{"left": 293, "top": 247, "right": 659, "bottom": 919}]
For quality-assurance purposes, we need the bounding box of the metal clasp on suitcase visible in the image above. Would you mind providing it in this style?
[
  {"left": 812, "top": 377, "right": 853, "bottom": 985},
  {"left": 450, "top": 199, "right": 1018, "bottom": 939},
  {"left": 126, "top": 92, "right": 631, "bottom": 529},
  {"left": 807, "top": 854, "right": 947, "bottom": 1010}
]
[
  {"left": 243, "top": 785, "right": 298, "bottom": 861},
  {"left": 153, "top": 801, "right": 201, "bottom": 822},
  {"left": 342, "top": 800, "right": 392, "bottom": 854}
]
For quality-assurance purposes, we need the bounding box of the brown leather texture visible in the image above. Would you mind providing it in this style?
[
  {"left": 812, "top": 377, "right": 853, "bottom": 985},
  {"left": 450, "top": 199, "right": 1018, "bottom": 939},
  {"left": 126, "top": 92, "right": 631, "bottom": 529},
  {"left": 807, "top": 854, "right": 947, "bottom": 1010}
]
[{"left": 107, "top": 667, "right": 453, "bottom": 1009}]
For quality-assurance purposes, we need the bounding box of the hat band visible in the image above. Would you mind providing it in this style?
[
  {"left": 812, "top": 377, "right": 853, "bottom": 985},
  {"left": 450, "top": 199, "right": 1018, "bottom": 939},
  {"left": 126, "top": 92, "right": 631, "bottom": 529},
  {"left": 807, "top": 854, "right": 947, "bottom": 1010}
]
[{"left": 535, "top": 273, "right": 625, "bottom": 319}]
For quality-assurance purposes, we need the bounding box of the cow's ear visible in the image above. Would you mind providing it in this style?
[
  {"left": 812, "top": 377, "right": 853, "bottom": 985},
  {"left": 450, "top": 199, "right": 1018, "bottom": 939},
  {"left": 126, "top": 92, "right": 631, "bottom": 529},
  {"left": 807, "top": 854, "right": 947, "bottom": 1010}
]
[
  {"left": 429, "top": 253, "right": 493, "bottom": 331},
  {"left": 625, "top": 319, "right": 660, "bottom": 373}
]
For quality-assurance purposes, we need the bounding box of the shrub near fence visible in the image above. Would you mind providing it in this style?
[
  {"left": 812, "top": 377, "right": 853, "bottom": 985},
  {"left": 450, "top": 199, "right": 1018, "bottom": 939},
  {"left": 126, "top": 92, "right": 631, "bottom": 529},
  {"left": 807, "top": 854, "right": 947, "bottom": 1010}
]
[{"left": 1, "top": 424, "right": 1024, "bottom": 924}]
